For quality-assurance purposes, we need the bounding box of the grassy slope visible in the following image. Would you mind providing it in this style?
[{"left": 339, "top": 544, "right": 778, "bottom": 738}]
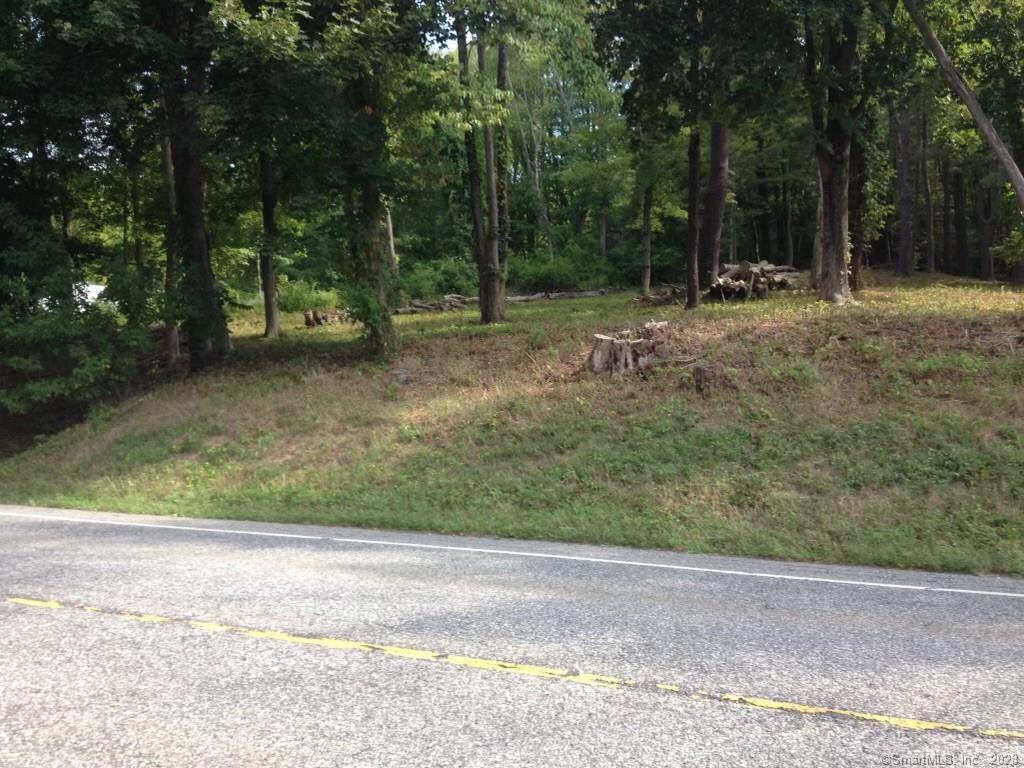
[{"left": 2, "top": 273, "right": 1023, "bottom": 574}]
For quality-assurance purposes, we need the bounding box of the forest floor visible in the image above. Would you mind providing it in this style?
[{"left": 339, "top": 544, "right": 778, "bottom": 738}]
[{"left": 2, "top": 271, "right": 1022, "bottom": 574}]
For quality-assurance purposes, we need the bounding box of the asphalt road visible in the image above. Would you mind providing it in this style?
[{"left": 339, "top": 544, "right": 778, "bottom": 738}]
[{"left": 1, "top": 504, "right": 1022, "bottom": 767}]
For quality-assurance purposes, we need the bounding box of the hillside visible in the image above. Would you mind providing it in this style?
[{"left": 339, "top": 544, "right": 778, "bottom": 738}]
[{"left": 2, "top": 273, "right": 1022, "bottom": 574}]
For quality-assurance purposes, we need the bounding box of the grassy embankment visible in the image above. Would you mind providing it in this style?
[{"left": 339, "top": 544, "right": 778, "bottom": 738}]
[{"left": 2, "top": 272, "right": 1022, "bottom": 574}]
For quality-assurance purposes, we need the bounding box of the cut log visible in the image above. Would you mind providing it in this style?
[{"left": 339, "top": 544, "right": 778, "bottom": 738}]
[
  {"left": 506, "top": 292, "right": 549, "bottom": 303},
  {"left": 548, "top": 290, "right": 607, "bottom": 300},
  {"left": 394, "top": 289, "right": 608, "bottom": 314},
  {"left": 635, "top": 285, "right": 685, "bottom": 307}
]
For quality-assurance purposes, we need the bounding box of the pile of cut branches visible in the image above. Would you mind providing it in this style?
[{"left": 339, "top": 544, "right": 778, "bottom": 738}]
[
  {"left": 394, "top": 295, "right": 478, "bottom": 315},
  {"left": 708, "top": 261, "right": 801, "bottom": 301},
  {"left": 303, "top": 309, "right": 350, "bottom": 327}
]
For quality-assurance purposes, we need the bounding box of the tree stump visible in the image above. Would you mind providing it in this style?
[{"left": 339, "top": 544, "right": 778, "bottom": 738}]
[{"left": 587, "top": 322, "right": 670, "bottom": 379}]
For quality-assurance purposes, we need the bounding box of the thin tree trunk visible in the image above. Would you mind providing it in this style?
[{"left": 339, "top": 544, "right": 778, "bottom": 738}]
[
  {"left": 385, "top": 204, "right": 398, "bottom": 276},
  {"left": 127, "top": 155, "right": 145, "bottom": 323},
  {"left": 455, "top": 18, "right": 490, "bottom": 322},
  {"left": 729, "top": 204, "right": 737, "bottom": 264},
  {"left": 952, "top": 169, "right": 969, "bottom": 275},
  {"left": 849, "top": 132, "right": 867, "bottom": 291},
  {"left": 129, "top": 160, "right": 143, "bottom": 276},
  {"left": 921, "top": 111, "right": 936, "bottom": 272},
  {"left": 516, "top": 122, "right": 555, "bottom": 260},
  {"left": 941, "top": 157, "right": 952, "bottom": 272},
  {"left": 699, "top": 123, "right": 729, "bottom": 289},
  {"left": 975, "top": 181, "right": 996, "bottom": 281},
  {"left": 640, "top": 183, "right": 653, "bottom": 296},
  {"left": 897, "top": 108, "right": 914, "bottom": 277},
  {"left": 258, "top": 148, "right": 281, "bottom": 339},
  {"left": 812, "top": 169, "right": 824, "bottom": 289},
  {"left": 598, "top": 212, "right": 608, "bottom": 263},
  {"left": 903, "top": 0, "right": 1024, "bottom": 211},
  {"left": 783, "top": 173, "right": 795, "bottom": 268},
  {"left": 161, "top": 135, "right": 180, "bottom": 365},
  {"left": 495, "top": 42, "right": 511, "bottom": 309},
  {"left": 686, "top": 128, "right": 702, "bottom": 309},
  {"left": 478, "top": 38, "right": 503, "bottom": 323}
]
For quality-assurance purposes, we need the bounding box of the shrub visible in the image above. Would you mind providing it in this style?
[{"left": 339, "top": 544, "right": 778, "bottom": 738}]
[
  {"left": 276, "top": 280, "right": 342, "bottom": 312},
  {"left": 0, "top": 207, "right": 145, "bottom": 415},
  {"left": 400, "top": 257, "right": 477, "bottom": 300},
  {"left": 509, "top": 254, "right": 602, "bottom": 293}
]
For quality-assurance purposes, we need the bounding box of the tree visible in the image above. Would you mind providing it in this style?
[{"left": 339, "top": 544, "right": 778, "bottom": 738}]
[
  {"left": 153, "top": 0, "right": 231, "bottom": 370},
  {"left": 902, "top": 0, "right": 1024, "bottom": 212},
  {"left": 897, "top": 108, "right": 915, "bottom": 276}
]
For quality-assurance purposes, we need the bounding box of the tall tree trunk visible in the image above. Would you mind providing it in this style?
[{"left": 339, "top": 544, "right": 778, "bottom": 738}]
[
  {"left": 352, "top": 71, "right": 396, "bottom": 354},
  {"left": 921, "top": 111, "right": 936, "bottom": 272},
  {"left": 598, "top": 212, "right": 608, "bottom": 263},
  {"left": 455, "top": 18, "right": 489, "bottom": 322},
  {"left": 163, "top": 86, "right": 228, "bottom": 370},
  {"left": 805, "top": 16, "right": 857, "bottom": 304},
  {"left": 783, "top": 174, "right": 795, "bottom": 268},
  {"left": 728, "top": 203, "right": 737, "bottom": 264},
  {"left": 903, "top": 0, "right": 1024, "bottom": 211},
  {"left": 975, "top": 181, "right": 996, "bottom": 281},
  {"left": 816, "top": 148, "right": 853, "bottom": 303},
  {"left": 699, "top": 123, "right": 729, "bottom": 289},
  {"left": 640, "top": 182, "right": 653, "bottom": 296},
  {"left": 515, "top": 123, "right": 555, "bottom": 260},
  {"left": 127, "top": 155, "right": 145, "bottom": 323},
  {"left": 897, "top": 108, "right": 915, "bottom": 277},
  {"left": 941, "top": 157, "right": 952, "bottom": 273},
  {"left": 385, "top": 204, "right": 399, "bottom": 276},
  {"left": 849, "top": 132, "right": 867, "bottom": 291},
  {"left": 129, "top": 160, "right": 144, "bottom": 276},
  {"left": 157, "top": 0, "right": 229, "bottom": 371},
  {"left": 952, "top": 169, "right": 969, "bottom": 275},
  {"left": 686, "top": 128, "right": 702, "bottom": 310},
  {"left": 258, "top": 149, "right": 281, "bottom": 339},
  {"left": 811, "top": 168, "right": 824, "bottom": 290},
  {"left": 478, "top": 39, "right": 503, "bottom": 323},
  {"left": 161, "top": 135, "right": 180, "bottom": 365},
  {"left": 495, "top": 42, "right": 511, "bottom": 309}
]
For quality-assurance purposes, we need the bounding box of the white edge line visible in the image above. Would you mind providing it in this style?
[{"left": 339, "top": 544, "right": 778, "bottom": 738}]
[{"left": 2, "top": 509, "right": 1023, "bottom": 599}]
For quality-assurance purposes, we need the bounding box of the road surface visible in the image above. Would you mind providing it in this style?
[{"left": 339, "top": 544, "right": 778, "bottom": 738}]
[{"left": 1, "top": 504, "right": 1022, "bottom": 767}]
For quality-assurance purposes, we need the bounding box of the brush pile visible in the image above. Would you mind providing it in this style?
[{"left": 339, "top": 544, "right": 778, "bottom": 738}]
[
  {"left": 634, "top": 285, "right": 686, "bottom": 307},
  {"left": 507, "top": 289, "right": 607, "bottom": 303},
  {"left": 708, "top": 261, "right": 801, "bottom": 301},
  {"left": 394, "top": 295, "right": 478, "bottom": 315},
  {"left": 303, "top": 309, "right": 350, "bottom": 327},
  {"left": 394, "top": 290, "right": 608, "bottom": 314}
]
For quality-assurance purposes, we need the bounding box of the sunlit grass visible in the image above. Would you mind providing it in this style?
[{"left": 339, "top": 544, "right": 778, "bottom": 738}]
[{"left": 2, "top": 272, "right": 1022, "bottom": 574}]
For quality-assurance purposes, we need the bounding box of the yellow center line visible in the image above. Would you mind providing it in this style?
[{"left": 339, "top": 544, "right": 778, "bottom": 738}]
[{"left": 6, "top": 595, "right": 1023, "bottom": 742}]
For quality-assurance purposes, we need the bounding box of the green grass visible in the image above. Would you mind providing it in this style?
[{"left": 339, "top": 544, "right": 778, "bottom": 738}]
[{"left": 2, "top": 272, "right": 1023, "bottom": 574}]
